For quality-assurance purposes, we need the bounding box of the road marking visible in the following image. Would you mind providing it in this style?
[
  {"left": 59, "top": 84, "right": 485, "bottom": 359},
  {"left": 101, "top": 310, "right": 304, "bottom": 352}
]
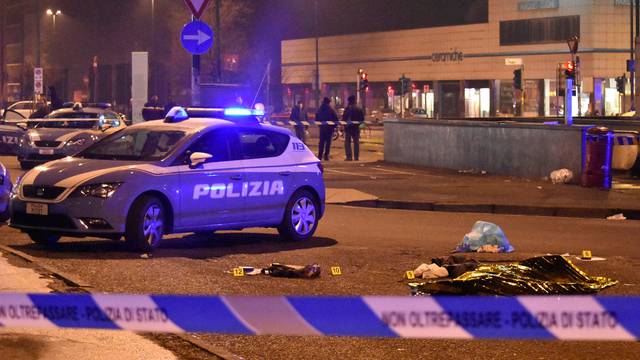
[
  {"left": 325, "top": 169, "right": 373, "bottom": 178},
  {"left": 371, "top": 167, "right": 415, "bottom": 176}
]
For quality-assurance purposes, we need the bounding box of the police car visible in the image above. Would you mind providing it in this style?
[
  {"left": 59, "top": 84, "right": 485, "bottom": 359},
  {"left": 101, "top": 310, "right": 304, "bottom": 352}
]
[
  {"left": 17, "top": 103, "right": 125, "bottom": 169},
  {"left": 0, "top": 162, "right": 10, "bottom": 221},
  {"left": 10, "top": 107, "right": 325, "bottom": 251}
]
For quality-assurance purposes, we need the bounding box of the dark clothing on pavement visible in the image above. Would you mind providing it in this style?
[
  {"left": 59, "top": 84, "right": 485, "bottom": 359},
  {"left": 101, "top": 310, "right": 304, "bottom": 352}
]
[
  {"left": 290, "top": 106, "right": 308, "bottom": 144},
  {"left": 315, "top": 103, "right": 339, "bottom": 160},
  {"left": 342, "top": 104, "right": 364, "bottom": 161}
]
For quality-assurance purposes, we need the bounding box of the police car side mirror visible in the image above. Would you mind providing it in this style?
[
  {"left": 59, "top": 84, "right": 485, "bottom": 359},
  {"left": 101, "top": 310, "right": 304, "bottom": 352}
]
[{"left": 189, "top": 152, "right": 213, "bottom": 168}]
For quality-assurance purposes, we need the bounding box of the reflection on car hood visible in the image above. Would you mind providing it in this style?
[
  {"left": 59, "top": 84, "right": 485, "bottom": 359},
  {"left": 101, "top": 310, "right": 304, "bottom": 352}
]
[
  {"left": 24, "top": 157, "right": 151, "bottom": 187},
  {"left": 27, "top": 128, "right": 95, "bottom": 143}
]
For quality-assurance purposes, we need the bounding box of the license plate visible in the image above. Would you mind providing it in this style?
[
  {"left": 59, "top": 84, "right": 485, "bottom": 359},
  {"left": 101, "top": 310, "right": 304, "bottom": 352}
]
[
  {"left": 26, "top": 203, "right": 48, "bottom": 216},
  {"left": 38, "top": 149, "right": 54, "bottom": 155}
]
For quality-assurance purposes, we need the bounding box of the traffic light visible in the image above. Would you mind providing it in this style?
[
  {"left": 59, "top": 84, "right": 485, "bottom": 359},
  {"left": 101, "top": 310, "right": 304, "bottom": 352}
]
[
  {"left": 616, "top": 75, "right": 626, "bottom": 94},
  {"left": 564, "top": 61, "right": 575, "bottom": 80},
  {"left": 513, "top": 69, "right": 522, "bottom": 90},
  {"left": 360, "top": 72, "right": 369, "bottom": 91},
  {"left": 399, "top": 76, "right": 411, "bottom": 95}
]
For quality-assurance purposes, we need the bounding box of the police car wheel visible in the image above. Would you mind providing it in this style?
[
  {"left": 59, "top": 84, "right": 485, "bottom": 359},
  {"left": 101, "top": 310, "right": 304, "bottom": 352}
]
[
  {"left": 28, "top": 232, "right": 61, "bottom": 246},
  {"left": 278, "top": 189, "right": 318, "bottom": 242},
  {"left": 125, "top": 196, "right": 165, "bottom": 252}
]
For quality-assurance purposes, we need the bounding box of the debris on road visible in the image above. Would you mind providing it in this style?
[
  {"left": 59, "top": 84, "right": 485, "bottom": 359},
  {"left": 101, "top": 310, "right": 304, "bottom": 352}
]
[
  {"left": 264, "top": 263, "right": 321, "bottom": 279},
  {"left": 413, "top": 263, "right": 448, "bottom": 279},
  {"left": 550, "top": 168, "right": 574, "bottom": 184},
  {"left": 455, "top": 221, "right": 514, "bottom": 253},
  {"left": 409, "top": 255, "right": 617, "bottom": 296},
  {"left": 607, "top": 213, "right": 627, "bottom": 220},
  {"left": 228, "top": 263, "right": 322, "bottom": 279},
  {"left": 140, "top": 253, "right": 153, "bottom": 259}
]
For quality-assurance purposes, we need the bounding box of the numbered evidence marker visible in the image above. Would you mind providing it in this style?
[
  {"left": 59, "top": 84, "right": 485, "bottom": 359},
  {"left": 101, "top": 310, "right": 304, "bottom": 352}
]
[
  {"left": 581, "top": 250, "right": 593, "bottom": 260},
  {"left": 330, "top": 267, "right": 342, "bottom": 276},
  {"left": 405, "top": 271, "right": 416, "bottom": 280},
  {"left": 233, "top": 268, "right": 245, "bottom": 277}
]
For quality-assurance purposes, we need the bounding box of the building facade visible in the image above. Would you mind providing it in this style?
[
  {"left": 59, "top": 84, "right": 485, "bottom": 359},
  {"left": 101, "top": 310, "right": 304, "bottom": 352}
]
[{"left": 281, "top": 0, "right": 635, "bottom": 117}]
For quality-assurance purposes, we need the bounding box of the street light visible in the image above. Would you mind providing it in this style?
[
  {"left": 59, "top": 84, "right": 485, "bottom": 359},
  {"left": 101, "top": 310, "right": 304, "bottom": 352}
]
[
  {"left": 566, "top": 35, "right": 579, "bottom": 55},
  {"left": 46, "top": 9, "right": 62, "bottom": 32}
]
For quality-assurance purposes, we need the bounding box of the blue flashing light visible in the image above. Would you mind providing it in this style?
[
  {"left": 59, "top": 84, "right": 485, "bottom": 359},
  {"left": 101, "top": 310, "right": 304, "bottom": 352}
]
[{"left": 224, "top": 108, "right": 265, "bottom": 117}]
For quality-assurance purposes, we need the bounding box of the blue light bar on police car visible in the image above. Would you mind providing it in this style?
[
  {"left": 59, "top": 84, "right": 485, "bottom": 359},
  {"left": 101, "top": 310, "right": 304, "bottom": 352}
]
[{"left": 224, "top": 108, "right": 265, "bottom": 116}]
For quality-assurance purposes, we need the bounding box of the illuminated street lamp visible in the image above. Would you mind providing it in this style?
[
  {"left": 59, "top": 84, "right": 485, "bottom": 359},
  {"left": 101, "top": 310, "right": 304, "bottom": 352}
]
[{"left": 46, "top": 9, "right": 62, "bottom": 31}]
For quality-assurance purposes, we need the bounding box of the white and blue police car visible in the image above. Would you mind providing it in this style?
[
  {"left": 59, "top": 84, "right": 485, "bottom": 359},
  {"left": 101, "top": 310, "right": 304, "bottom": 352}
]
[{"left": 10, "top": 107, "right": 325, "bottom": 251}]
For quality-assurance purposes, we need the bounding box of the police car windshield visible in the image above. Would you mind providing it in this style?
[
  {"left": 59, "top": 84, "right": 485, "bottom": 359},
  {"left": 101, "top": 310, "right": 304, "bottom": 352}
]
[
  {"left": 79, "top": 128, "right": 185, "bottom": 161},
  {"left": 35, "top": 120, "right": 98, "bottom": 129},
  {"left": 46, "top": 112, "right": 101, "bottom": 119}
]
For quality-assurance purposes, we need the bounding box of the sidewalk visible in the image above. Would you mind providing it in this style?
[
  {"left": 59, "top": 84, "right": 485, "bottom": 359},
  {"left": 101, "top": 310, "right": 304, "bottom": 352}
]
[
  {"left": 310, "top": 140, "right": 640, "bottom": 219},
  {"left": 0, "top": 251, "right": 177, "bottom": 360}
]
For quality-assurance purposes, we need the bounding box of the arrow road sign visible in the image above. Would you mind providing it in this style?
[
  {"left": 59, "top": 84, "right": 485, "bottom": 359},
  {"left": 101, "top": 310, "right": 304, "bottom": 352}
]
[
  {"left": 183, "top": 0, "right": 212, "bottom": 19},
  {"left": 181, "top": 20, "right": 214, "bottom": 55}
]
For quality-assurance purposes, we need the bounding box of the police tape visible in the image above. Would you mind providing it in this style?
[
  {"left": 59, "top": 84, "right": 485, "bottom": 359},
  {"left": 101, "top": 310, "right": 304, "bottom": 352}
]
[
  {"left": 1, "top": 293, "right": 639, "bottom": 340},
  {"left": 263, "top": 120, "right": 366, "bottom": 126}
]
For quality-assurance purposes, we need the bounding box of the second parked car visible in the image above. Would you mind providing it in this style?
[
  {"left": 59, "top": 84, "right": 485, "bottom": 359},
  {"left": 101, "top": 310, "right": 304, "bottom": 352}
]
[{"left": 17, "top": 104, "right": 125, "bottom": 169}]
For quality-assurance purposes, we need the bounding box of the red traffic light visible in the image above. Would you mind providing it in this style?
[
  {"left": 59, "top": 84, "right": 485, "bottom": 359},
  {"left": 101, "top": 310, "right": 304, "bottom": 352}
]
[{"left": 361, "top": 72, "right": 368, "bottom": 80}]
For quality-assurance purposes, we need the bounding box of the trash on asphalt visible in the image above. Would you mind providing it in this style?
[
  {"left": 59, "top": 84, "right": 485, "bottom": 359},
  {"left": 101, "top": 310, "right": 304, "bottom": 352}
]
[
  {"left": 227, "top": 263, "right": 321, "bottom": 278},
  {"left": 413, "top": 263, "right": 448, "bottom": 279},
  {"left": 140, "top": 253, "right": 152, "bottom": 259},
  {"left": 550, "top": 168, "right": 574, "bottom": 184},
  {"left": 264, "top": 263, "right": 321, "bottom": 279},
  {"left": 455, "top": 221, "right": 514, "bottom": 253},
  {"left": 607, "top": 213, "right": 627, "bottom": 220},
  {"left": 409, "top": 255, "right": 617, "bottom": 296}
]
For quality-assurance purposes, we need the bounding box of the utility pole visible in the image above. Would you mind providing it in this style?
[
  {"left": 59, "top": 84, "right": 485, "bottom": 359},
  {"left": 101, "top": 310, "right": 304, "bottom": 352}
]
[
  {"left": 35, "top": 0, "right": 40, "bottom": 67},
  {"left": 635, "top": 0, "right": 640, "bottom": 113},
  {"left": 314, "top": 0, "right": 320, "bottom": 109},
  {"left": 631, "top": 0, "right": 635, "bottom": 111},
  {"left": 215, "top": 0, "right": 222, "bottom": 82},
  {"left": 0, "top": 0, "right": 5, "bottom": 106}
]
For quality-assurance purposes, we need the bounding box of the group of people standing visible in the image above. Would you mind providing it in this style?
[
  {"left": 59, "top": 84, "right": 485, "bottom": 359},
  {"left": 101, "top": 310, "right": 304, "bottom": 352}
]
[{"left": 289, "top": 95, "right": 364, "bottom": 161}]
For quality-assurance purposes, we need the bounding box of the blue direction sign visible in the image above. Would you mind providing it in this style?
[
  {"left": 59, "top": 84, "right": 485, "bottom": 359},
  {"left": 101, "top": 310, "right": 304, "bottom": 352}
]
[{"left": 181, "top": 20, "right": 214, "bottom": 55}]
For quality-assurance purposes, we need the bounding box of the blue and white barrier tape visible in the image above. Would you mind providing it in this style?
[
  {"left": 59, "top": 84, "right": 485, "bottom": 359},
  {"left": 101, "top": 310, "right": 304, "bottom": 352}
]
[
  {"left": 264, "top": 120, "right": 365, "bottom": 126},
  {"left": 0, "top": 294, "right": 638, "bottom": 340}
]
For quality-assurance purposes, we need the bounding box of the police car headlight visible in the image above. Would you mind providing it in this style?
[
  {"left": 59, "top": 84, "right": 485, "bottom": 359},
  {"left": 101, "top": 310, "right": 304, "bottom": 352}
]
[
  {"left": 65, "top": 138, "right": 87, "bottom": 147},
  {"left": 74, "top": 182, "right": 123, "bottom": 199}
]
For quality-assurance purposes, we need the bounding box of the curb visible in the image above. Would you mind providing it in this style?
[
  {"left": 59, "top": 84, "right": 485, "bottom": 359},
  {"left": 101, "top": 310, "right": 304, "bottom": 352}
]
[
  {"left": 344, "top": 199, "right": 640, "bottom": 220},
  {"left": 0, "top": 244, "right": 237, "bottom": 360}
]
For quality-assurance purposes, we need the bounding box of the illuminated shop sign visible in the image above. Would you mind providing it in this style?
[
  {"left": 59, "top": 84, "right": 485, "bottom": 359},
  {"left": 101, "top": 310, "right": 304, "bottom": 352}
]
[
  {"left": 518, "top": 0, "right": 559, "bottom": 10},
  {"left": 431, "top": 49, "right": 464, "bottom": 63}
]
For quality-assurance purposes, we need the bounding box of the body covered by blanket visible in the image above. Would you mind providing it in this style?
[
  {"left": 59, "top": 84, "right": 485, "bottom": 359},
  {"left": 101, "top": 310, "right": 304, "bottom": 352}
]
[{"left": 410, "top": 255, "right": 617, "bottom": 296}]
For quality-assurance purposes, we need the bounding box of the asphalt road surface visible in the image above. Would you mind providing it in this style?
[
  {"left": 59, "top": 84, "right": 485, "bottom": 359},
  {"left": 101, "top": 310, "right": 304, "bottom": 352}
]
[{"left": 1, "top": 154, "right": 640, "bottom": 359}]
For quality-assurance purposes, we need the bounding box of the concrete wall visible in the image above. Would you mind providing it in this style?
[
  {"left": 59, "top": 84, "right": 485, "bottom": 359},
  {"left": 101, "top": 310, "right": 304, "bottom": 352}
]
[{"left": 384, "top": 120, "right": 586, "bottom": 178}]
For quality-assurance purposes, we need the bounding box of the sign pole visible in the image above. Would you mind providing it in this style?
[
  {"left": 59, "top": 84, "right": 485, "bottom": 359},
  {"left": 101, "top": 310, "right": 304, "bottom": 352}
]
[{"left": 191, "top": 16, "right": 201, "bottom": 107}]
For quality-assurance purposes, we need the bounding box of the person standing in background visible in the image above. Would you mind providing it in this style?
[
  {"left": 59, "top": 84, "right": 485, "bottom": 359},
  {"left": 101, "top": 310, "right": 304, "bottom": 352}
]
[
  {"left": 342, "top": 95, "right": 364, "bottom": 161},
  {"left": 290, "top": 100, "right": 308, "bottom": 144},
  {"left": 316, "top": 97, "right": 338, "bottom": 161}
]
